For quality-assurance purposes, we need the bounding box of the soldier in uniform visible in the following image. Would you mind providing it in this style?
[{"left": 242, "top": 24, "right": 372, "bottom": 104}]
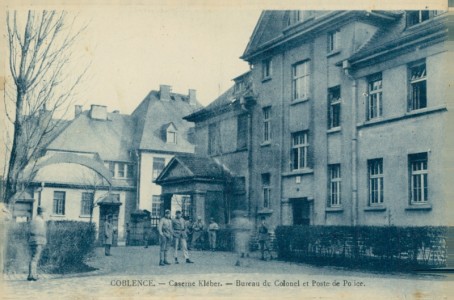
[
  {"left": 191, "top": 216, "right": 205, "bottom": 250},
  {"left": 28, "top": 206, "right": 47, "bottom": 281},
  {"left": 258, "top": 217, "right": 273, "bottom": 261},
  {"left": 104, "top": 215, "right": 114, "bottom": 256},
  {"left": 208, "top": 218, "right": 220, "bottom": 252},
  {"left": 172, "top": 210, "right": 194, "bottom": 264},
  {"left": 158, "top": 209, "right": 173, "bottom": 266}
]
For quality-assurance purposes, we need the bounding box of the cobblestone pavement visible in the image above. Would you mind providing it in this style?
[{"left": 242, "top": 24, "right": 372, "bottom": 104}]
[{"left": 2, "top": 246, "right": 452, "bottom": 299}]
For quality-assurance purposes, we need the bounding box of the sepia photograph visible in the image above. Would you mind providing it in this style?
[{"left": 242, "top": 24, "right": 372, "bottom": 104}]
[{"left": 0, "top": 1, "right": 453, "bottom": 299}]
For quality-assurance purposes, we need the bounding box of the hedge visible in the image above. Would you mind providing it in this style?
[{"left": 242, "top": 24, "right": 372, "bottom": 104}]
[
  {"left": 275, "top": 225, "right": 447, "bottom": 271},
  {"left": 6, "top": 220, "right": 96, "bottom": 274}
]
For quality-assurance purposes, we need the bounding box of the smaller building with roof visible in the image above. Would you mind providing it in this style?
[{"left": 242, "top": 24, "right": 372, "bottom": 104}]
[{"left": 20, "top": 85, "right": 200, "bottom": 245}]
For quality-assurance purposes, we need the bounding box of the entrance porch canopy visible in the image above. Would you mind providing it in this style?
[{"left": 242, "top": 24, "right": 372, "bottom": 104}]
[{"left": 155, "top": 154, "right": 231, "bottom": 223}]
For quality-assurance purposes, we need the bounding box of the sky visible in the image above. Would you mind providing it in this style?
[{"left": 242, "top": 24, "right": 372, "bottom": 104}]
[{"left": 70, "top": 7, "right": 262, "bottom": 114}]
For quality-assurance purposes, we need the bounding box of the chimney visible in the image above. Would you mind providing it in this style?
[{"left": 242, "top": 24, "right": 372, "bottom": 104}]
[
  {"left": 90, "top": 105, "right": 108, "bottom": 120},
  {"left": 188, "top": 89, "right": 197, "bottom": 106},
  {"left": 75, "top": 105, "right": 83, "bottom": 118},
  {"left": 159, "top": 85, "right": 171, "bottom": 101}
]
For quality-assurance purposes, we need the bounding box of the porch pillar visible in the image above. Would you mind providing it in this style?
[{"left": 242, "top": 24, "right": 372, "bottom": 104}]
[
  {"left": 281, "top": 198, "right": 292, "bottom": 225},
  {"left": 192, "top": 191, "right": 206, "bottom": 223}
]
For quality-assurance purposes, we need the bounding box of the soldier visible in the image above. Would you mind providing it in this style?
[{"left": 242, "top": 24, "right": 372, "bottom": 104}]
[
  {"left": 172, "top": 210, "right": 194, "bottom": 264},
  {"left": 231, "top": 210, "right": 252, "bottom": 267},
  {"left": 191, "top": 216, "right": 205, "bottom": 250},
  {"left": 28, "top": 206, "right": 47, "bottom": 281},
  {"left": 207, "top": 218, "right": 219, "bottom": 252},
  {"left": 104, "top": 215, "right": 114, "bottom": 256},
  {"left": 258, "top": 217, "right": 273, "bottom": 261},
  {"left": 158, "top": 209, "right": 173, "bottom": 266}
]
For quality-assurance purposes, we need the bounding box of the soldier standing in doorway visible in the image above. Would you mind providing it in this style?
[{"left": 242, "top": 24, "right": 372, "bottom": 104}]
[{"left": 104, "top": 215, "right": 114, "bottom": 256}]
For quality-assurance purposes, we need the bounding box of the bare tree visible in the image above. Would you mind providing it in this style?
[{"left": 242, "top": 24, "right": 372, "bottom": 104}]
[{"left": 3, "top": 10, "right": 88, "bottom": 203}]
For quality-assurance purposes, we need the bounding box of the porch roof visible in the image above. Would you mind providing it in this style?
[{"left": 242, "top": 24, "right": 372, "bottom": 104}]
[{"left": 155, "top": 154, "right": 230, "bottom": 185}]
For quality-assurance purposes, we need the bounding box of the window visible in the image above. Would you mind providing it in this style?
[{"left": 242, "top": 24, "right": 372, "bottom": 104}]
[
  {"left": 409, "top": 63, "right": 427, "bottom": 110},
  {"left": 409, "top": 153, "right": 428, "bottom": 203},
  {"left": 329, "top": 164, "right": 341, "bottom": 207},
  {"left": 292, "top": 131, "right": 309, "bottom": 170},
  {"left": 407, "top": 10, "right": 441, "bottom": 26},
  {"left": 328, "top": 30, "right": 341, "bottom": 52},
  {"left": 151, "top": 195, "right": 162, "bottom": 227},
  {"left": 262, "top": 173, "right": 271, "bottom": 208},
  {"left": 181, "top": 195, "right": 192, "bottom": 219},
  {"left": 367, "top": 73, "right": 383, "bottom": 120},
  {"left": 167, "top": 131, "right": 177, "bottom": 144},
  {"left": 152, "top": 157, "right": 166, "bottom": 180},
  {"left": 208, "top": 123, "right": 220, "bottom": 155},
  {"left": 288, "top": 10, "right": 315, "bottom": 26},
  {"left": 81, "top": 192, "right": 93, "bottom": 215},
  {"left": 262, "top": 58, "right": 272, "bottom": 79},
  {"left": 237, "top": 114, "right": 248, "bottom": 150},
  {"left": 263, "top": 107, "right": 271, "bottom": 142},
  {"left": 107, "top": 162, "right": 115, "bottom": 177},
  {"left": 328, "top": 86, "right": 341, "bottom": 128},
  {"left": 368, "top": 159, "right": 384, "bottom": 205},
  {"left": 292, "top": 61, "right": 310, "bottom": 101},
  {"left": 53, "top": 191, "right": 65, "bottom": 215},
  {"left": 117, "top": 162, "right": 126, "bottom": 178}
]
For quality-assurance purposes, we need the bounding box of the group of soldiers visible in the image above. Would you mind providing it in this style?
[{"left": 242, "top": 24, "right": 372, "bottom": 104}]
[{"left": 157, "top": 209, "right": 273, "bottom": 267}]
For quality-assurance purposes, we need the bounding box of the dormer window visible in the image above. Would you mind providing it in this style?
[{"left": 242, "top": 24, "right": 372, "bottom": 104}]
[
  {"left": 164, "top": 122, "right": 178, "bottom": 144},
  {"left": 406, "top": 10, "right": 442, "bottom": 27},
  {"left": 288, "top": 10, "right": 315, "bottom": 26}
]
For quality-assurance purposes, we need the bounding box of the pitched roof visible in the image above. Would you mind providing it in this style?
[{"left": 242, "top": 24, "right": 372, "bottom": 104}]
[
  {"left": 156, "top": 154, "right": 230, "bottom": 184},
  {"left": 242, "top": 10, "right": 401, "bottom": 61},
  {"left": 47, "top": 88, "right": 202, "bottom": 162},
  {"left": 47, "top": 111, "right": 136, "bottom": 162},
  {"left": 347, "top": 12, "right": 447, "bottom": 65},
  {"left": 132, "top": 91, "right": 200, "bottom": 152}
]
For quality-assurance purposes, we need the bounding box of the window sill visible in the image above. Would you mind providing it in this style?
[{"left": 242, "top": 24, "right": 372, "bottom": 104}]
[
  {"left": 79, "top": 215, "right": 91, "bottom": 218},
  {"left": 357, "top": 106, "right": 447, "bottom": 129},
  {"left": 261, "top": 77, "right": 272, "bottom": 83},
  {"left": 326, "top": 49, "right": 341, "bottom": 58},
  {"left": 405, "top": 204, "right": 432, "bottom": 211},
  {"left": 260, "top": 141, "right": 271, "bottom": 147},
  {"left": 364, "top": 206, "right": 386, "bottom": 212},
  {"left": 326, "top": 207, "right": 343, "bottom": 212},
  {"left": 327, "top": 127, "right": 341, "bottom": 134},
  {"left": 50, "top": 214, "right": 65, "bottom": 218},
  {"left": 282, "top": 169, "right": 314, "bottom": 177},
  {"left": 290, "top": 98, "right": 310, "bottom": 106}
]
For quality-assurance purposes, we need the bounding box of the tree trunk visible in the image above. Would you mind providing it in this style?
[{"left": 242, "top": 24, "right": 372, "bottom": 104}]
[{"left": 4, "top": 89, "right": 25, "bottom": 204}]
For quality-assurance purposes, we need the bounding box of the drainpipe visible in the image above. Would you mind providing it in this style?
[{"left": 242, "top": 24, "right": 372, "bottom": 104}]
[
  {"left": 343, "top": 60, "right": 358, "bottom": 226},
  {"left": 279, "top": 51, "right": 286, "bottom": 227},
  {"left": 135, "top": 150, "right": 141, "bottom": 210}
]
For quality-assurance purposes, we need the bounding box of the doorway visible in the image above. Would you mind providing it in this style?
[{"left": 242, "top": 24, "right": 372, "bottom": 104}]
[
  {"left": 99, "top": 204, "right": 120, "bottom": 246},
  {"left": 291, "top": 198, "right": 310, "bottom": 225}
]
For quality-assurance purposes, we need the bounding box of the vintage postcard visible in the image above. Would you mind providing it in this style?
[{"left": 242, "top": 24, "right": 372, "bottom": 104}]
[{"left": 0, "top": 0, "right": 453, "bottom": 299}]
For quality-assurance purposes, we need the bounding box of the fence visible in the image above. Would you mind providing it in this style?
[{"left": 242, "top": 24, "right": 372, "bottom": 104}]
[{"left": 275, "top": 225, "right": 447, "bottom": 271}]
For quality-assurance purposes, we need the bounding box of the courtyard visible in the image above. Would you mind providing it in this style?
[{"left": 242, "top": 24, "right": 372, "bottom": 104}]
[{"left": 2, "top": 246, "right": 452, "bottom": 299}]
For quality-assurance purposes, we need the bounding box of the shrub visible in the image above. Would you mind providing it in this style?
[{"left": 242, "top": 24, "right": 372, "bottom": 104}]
[
  {"left": 275, "top": 225, "right": 448, "bottom": 271},
  {"left": 6, "top": 220, "right": 96, "bottom": 274}
]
